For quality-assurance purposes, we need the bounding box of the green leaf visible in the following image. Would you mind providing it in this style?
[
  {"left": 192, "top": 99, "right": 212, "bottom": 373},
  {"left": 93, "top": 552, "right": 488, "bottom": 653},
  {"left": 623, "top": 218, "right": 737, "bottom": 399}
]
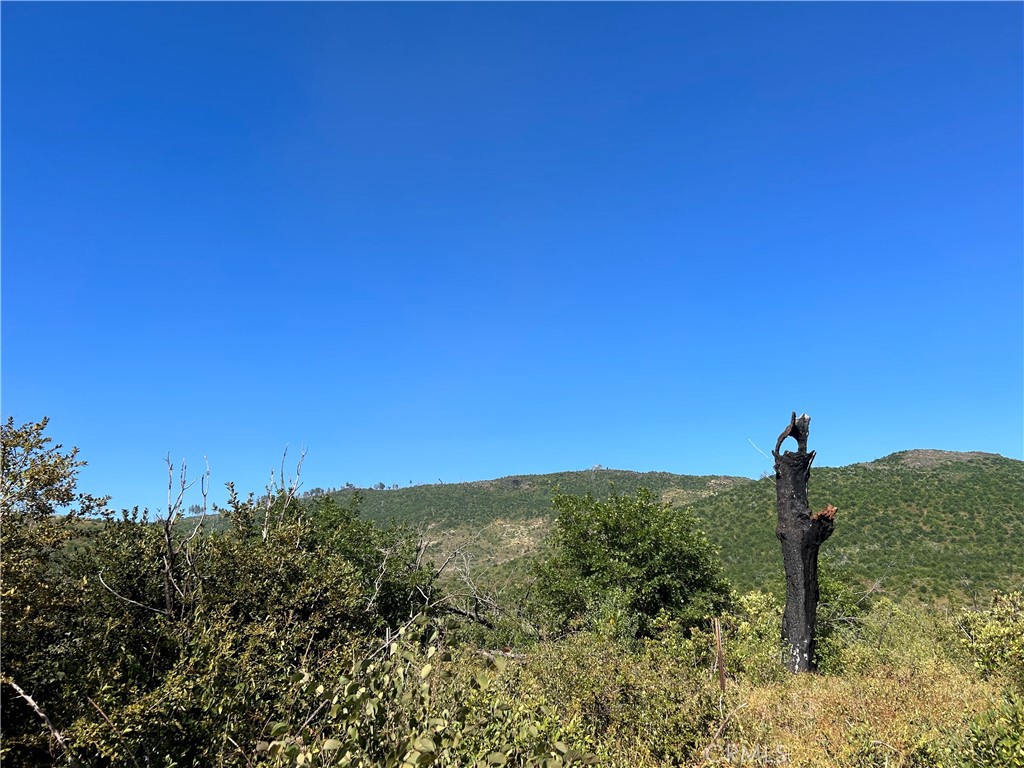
[
  {"left": 486, "top": 753, "right": 508, "bottom": 766},
  {"left": 269, "top": 722, "right": 289, "bottom": 738},
  {"left": 420, "top": 663, "right": 433, "bottom": 679},
  {"left": 322, "top": 739, "right": 342, "bottom": 751}
]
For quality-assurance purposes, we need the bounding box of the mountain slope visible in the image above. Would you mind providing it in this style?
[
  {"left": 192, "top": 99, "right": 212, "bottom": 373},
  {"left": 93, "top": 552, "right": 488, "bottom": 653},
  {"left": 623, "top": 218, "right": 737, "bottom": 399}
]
[
  {"left": 330, "top": 469, "right": 750, "bottom": 574},
  {"left": 693, "top": 450, "right": 1024, "bottom": 599},
  {"left": 327, "top": 451, "right": 1023, "bottom": 600}
]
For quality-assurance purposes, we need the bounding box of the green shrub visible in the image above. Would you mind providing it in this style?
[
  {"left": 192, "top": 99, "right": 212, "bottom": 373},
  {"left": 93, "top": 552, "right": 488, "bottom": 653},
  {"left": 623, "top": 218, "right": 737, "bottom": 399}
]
[
  {"left": 947, "top": 692, "right": 1024, "bottom": 768},
  {"left": 259, "top": 620, "right": 598, "bottom": 767},
  {"left": 518, "top": 632, "right": 721, "bottom": 765},
  {"left": 959, "top": 591, "right": 1024, "bottom": 690},
  {"left": 533, "top": 489, "right": 731, "bottom": 639}
]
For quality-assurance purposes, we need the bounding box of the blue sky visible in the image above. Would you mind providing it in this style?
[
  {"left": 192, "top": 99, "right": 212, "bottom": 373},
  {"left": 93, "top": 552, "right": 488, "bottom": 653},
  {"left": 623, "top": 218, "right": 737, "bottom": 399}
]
[{"left": 3, "top": 3, "right": 1022, "bottom": 512}]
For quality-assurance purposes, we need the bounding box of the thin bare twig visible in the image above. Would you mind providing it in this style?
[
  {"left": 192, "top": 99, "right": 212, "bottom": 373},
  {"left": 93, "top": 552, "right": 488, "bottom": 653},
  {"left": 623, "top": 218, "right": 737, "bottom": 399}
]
[
  {"left": 182, "top": 457, "right": 211, "bottom": 550},
  {"left": 224, "top": 734, "right": 255, "bottom": 768},
  {"left": 711, "top": 702, "right": 748, "bottom": 742},
  {"left": 4, "top": 678, "right": 73, "bottom": 762},
  {"left": 87, "top": 697, "right": 143, "bottom": 768},
  {"left": 262, "top": 445, "right": 307, "bottom": 542},
  {"left": 367, "top": 546, "right": 394, "bottom": 612},
  {"left": 97, "top": 570, "right": 168, "bottom": 616}
]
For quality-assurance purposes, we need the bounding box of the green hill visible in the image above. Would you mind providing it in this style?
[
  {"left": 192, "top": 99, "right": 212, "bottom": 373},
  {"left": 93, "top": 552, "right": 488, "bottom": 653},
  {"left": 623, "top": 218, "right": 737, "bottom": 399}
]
[
  {"left": 327, "top": 469, "right": 749, "bottom": 580},
  {"left": 327, "top": 450, "right": 1024, "bottom": 601},
  {"left": 693, "top": 450, "right": 1024, "bottom": 600}
]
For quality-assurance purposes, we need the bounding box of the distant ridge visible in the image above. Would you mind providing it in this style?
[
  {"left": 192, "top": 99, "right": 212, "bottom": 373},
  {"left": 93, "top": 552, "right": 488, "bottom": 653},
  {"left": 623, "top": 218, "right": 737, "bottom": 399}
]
[
  {"left": 857, "top": 449, "right": 1004, "bottom": 469},
  {"left": 331, "top": 450, "right": 1023, "bottom": 601}
]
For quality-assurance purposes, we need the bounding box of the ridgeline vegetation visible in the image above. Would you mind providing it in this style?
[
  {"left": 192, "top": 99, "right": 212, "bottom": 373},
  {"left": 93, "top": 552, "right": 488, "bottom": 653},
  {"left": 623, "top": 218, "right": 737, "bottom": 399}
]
[{"left": 2, "top": 417, "right": 1022, "bottom": 766}]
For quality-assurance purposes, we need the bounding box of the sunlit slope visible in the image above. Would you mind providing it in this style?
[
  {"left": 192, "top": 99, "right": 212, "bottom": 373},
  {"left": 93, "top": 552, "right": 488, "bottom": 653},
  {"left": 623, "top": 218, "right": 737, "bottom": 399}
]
[
  {"left": 326, "top": 451, "right": 1023, "bottom": 599},
  {"left": 690, "top": 451, "right": 1024, "bottom": 598}
]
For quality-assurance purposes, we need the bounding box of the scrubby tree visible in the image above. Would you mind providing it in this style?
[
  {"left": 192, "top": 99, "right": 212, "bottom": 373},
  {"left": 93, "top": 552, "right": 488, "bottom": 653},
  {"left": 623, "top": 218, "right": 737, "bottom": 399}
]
[
  {"left": 1, "top": 417, "right": 108, "bottom": 762},
  {"left": 534, "top": 488, "right": 731, "bottom": 638},
  {"left": 0, "top": 418, "right": 442, "bottom": 766}
]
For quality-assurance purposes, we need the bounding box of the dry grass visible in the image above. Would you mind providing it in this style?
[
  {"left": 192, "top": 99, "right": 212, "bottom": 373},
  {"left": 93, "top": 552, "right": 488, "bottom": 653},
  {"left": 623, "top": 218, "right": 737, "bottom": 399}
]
[{"left": 707, "top": 659, "right": 1004, "bottom": 767}]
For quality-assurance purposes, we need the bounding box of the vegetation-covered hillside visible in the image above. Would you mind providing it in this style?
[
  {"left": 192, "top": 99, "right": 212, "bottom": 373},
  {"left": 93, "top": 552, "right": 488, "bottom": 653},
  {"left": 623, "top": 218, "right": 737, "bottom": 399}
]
[
  {"left": 328, "top": 470, "right": 749, "bottom": 584},
  {"left": 692, "top": 450, "right": 1024, "bottom": 599},
  {"left": 4, "top": 419, "right": 1022, "bottom": 767},
  {"left": 329, "top": 451, "right": 1024, "bottom": 601},
  {"left": 332, "top": 468, "right": 747, "bottom": 528}
]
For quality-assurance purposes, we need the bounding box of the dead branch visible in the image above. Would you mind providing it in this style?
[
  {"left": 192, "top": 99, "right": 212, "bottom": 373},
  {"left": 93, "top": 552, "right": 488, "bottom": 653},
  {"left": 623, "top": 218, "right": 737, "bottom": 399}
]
[
  {"left": 366, "top": 545, "right": 394, "bottom": 612},
  {"left": 87, "top": 697, "right": 143, "bottom": 768},
  {"left": 4, "top": 678, "right": 73, "bottom": 763},
  {"left": 182, "top": 457, "right": 211, "bottom": 553},
  {"left": 261, "top": 445, "right": 307, "bottom": 542},
  {"left": 97, "top": 570, "right": 169, "bottom": 616}
]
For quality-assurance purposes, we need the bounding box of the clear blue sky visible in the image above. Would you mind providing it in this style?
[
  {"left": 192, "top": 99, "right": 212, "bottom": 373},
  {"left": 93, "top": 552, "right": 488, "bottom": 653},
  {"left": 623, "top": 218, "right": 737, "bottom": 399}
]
[{"left": 3, "top": 2, "right": 1022, "bottom": 512}]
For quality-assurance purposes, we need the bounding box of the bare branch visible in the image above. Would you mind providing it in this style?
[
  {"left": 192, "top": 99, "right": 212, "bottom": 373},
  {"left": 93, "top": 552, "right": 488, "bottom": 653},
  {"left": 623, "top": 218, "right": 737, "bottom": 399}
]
[
  {"left": 87, "top": 697, "right": 143, "bottom": 768},
  {"left": 366, "top": 546, "right": 394, "bottom": 612},
  {"left": 261, "top": 445, "right": 307, "bottom": 542},
  {"left": 3, "top": 678, "right": 72, "bottom": 762},
  {"left": 433, "top": 548, "right": 460, "bottom": 579},
  {"left": 97, "top": 570, "right": 169, "bottom": 616},
  {"left": 278, "top": 443, "right": 307, "bottom": 526},
  {"left": 164, "top": 455, "right": 196, "bottom": 526},
  {"left": 182, "top": 457, "right": 211, "bottom": 550},
  {"left": 711, "top": 702, "right": 748, "bottom": 743}
]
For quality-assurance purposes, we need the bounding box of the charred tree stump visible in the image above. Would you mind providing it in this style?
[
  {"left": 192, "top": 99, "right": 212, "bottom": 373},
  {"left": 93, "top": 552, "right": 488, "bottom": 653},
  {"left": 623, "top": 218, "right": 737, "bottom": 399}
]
[{"left": 772, "top": 412, "right": 836, "bottom": 673}]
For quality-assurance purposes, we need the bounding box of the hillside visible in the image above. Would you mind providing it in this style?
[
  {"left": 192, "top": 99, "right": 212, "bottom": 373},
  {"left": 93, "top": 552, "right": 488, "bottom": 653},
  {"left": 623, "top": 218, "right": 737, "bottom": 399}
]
[
  {"left": 693, "top": 449, "right": 1024, "bottom": 599},
  {"left": 325, "top": 469, "right": 748, "bottom": 582},
  {"left": 329, "top": 450, "right": 1024, "bottom": 601}
]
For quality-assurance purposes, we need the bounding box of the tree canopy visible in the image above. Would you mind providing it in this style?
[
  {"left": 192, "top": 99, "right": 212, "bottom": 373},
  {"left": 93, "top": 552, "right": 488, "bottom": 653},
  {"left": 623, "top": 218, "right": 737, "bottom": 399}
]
[{"left": 534, "top": 488, "right": 732, "bottom": 638}]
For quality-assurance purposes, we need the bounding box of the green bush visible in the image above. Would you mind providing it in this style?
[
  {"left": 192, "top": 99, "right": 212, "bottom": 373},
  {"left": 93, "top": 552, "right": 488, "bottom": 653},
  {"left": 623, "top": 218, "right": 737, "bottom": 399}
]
[
  {"left": 955, "top": 692, "right": 1024, "bottom": 767},
  {"left": 259, "top": 620, "right": 598, "bottom": 767},
  {"left": 516, "top": 632, "right": 721, "bottom": 765},
  {"left": 532, "top": 489, "right": 731, "bottom": 639},
  {"left": 959, "top": 591, "right": 1024, "bottom": 690},
  {"left": 1, "top": 418, "right": 438, "bottom": 767}
]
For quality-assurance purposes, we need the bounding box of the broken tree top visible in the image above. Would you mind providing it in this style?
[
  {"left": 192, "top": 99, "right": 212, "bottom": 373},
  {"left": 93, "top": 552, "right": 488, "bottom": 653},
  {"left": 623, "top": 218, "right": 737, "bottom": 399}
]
[{"left": 774, "top": 411, "right": 812, "bottom": 456}]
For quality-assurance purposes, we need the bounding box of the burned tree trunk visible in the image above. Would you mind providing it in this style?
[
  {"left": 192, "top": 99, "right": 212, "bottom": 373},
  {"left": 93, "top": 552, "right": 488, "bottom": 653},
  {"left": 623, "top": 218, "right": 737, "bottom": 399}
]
[{"left": 773, "top": 412, "right": 836, "bottom": 673}]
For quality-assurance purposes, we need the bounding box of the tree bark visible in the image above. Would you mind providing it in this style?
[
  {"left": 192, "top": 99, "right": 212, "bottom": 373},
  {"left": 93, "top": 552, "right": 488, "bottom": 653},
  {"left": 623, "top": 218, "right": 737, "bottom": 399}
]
[{"left": 772, "top": 412, "right": 836, "bottom": 673}]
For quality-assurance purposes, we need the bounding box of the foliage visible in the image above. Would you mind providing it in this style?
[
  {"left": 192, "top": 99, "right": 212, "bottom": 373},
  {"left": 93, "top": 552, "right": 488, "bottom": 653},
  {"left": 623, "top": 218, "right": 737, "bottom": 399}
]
[
  {"left": 533, "top": 489, "right": 732, "bottom": 638},
  {"left": 1, "top": 417, "right": 108, "bottom": 762},
  {"left": 517, "top": 632, "right": 722, "bottom": 765},
  {"left": 958, "top": 591, "right": 1024, "bottom": 690},
  {"left": 4, "top": 418, "right": 1023, "bottom": 767},
  {"left": 686, "top": 590, "right": 788, "bottom": 685},
  {"left": 951, "top": 692, "right": 1024, "bottom": 768},
  {"left": 0, "top": 418, "right": 436, "bottom": 766},
  {"left": 258, "top": 620, "right": 598, "bottom": 767},
  {"left": 321, "top": 451, "right": 1023, "bottom": 603},
  {"left": 0, "top": 416, "right": 109, "bottom": 521}
]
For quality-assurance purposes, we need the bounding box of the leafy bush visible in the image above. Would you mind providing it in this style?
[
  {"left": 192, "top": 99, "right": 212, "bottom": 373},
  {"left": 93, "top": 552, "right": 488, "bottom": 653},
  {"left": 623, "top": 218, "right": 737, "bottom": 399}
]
[
  {"left": 259, "top": 620, "right": 598, "bottom": 767},
  {"left": 516, "top": 632, "right": 722, "bottom": 765},
  {"left": 533, "top": 489, "right": 731, "bottom": 638},
  {"left": 1, "top": 417, "right": 108, "bottom": 763},
  {"left": 953, "top": 691, "right": 1024, "bottom": 768},
  {"left": 1, "top": 418, "right": 437, "bottom": 766},
  {"left": 959, "top": 591, "right": 1024, "bottom": 689}
]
